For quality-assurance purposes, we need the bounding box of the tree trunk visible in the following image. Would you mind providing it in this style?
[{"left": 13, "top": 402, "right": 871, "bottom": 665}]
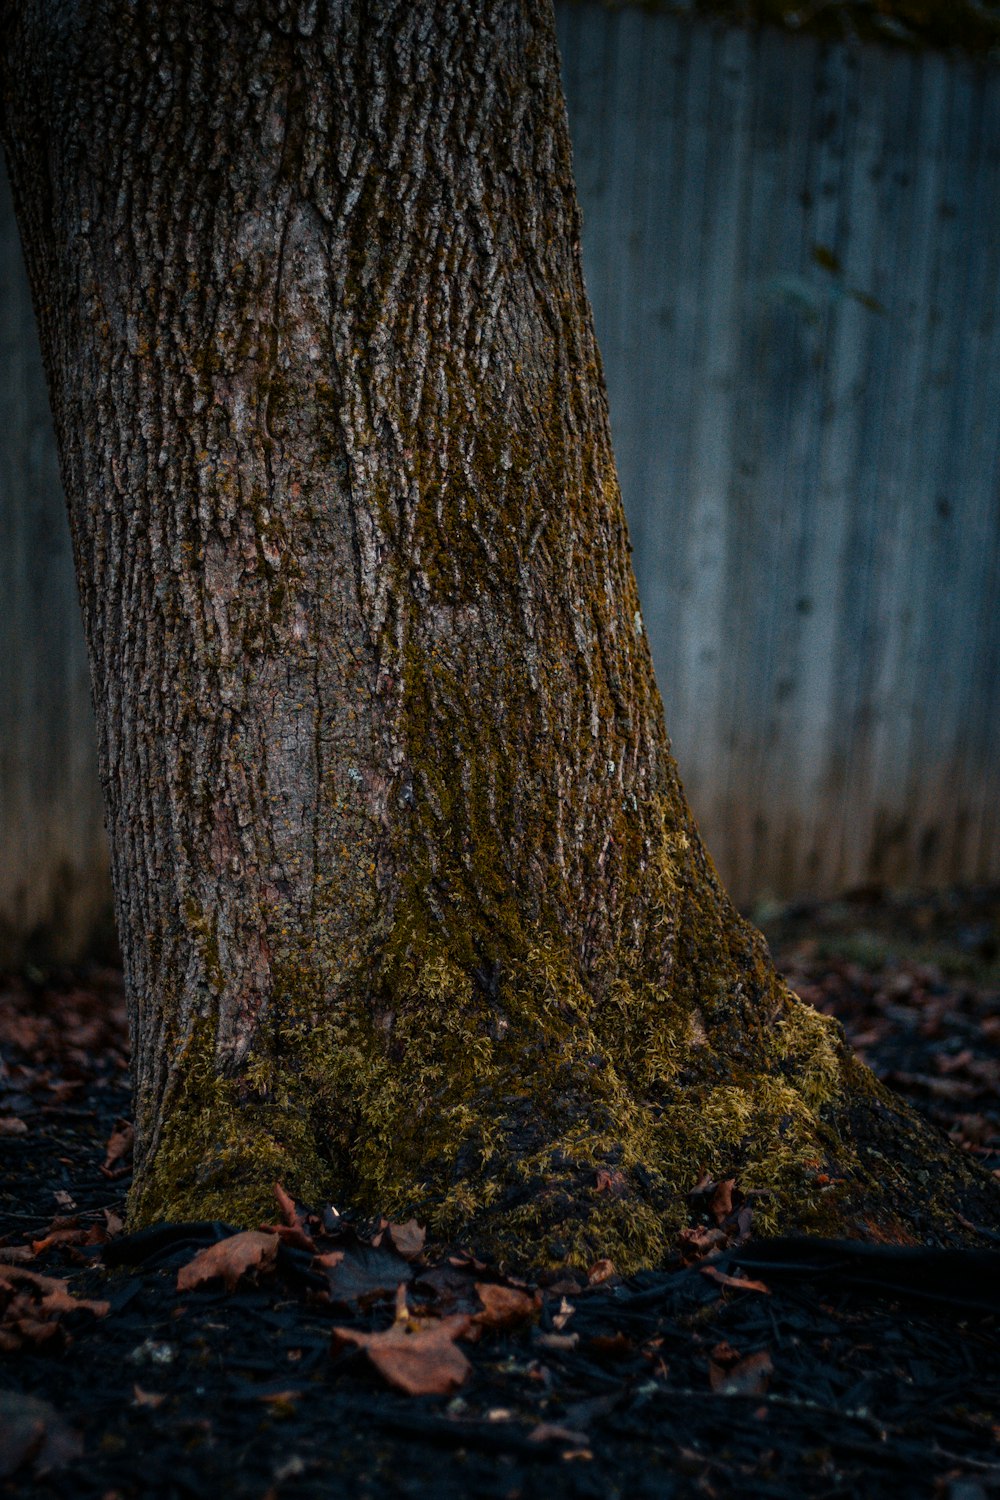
[{"left": 2, "top": 0, "right": 997, "bottom": 1268}]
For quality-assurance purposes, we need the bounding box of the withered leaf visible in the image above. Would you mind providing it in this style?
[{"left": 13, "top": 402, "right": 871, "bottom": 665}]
[
  {"left": 131, "top": 1385, "right": 166, "bottom": 1409},
  {"left": 412, "top": 1261, "right": 480, "bottom": 1314},
  {"left": 263, "top": 1183, "right": 316, "bottom": 1252},
  {"left": 535, "top": 1331, "right": 579, "bottom": 1352},
  {"left": 529, "top": 1423, "right": 590, "bottom": 1448},
  {"left": 678, "top": 1224, "right": 729, "bottom": 1261},
  {"left": 700, "top": 1265, "right": 771, "bottom": 1296},
  {"left": 709, "top": 1348, "right": 773, "bottom": 1396},
  {"left": 331, "top": 1313, "right": 472, "bottom": 1395},
  {"left": 594, "top": 1169, "right": 627, "bottom": 1197},
  {"left": 708, "top": 1178, "right": 736, "bottom": 1225},
  {"left": 176, "top": 1231, "right": 278, "bottom": 1294},
  {"left": 552, "top": 1297, "right": 575, "bottom": 1330},
  {"left": 587, "top": 1258, "right": 616, "bottom": 1286},
  {"left": 316, "top": 1242, "right": 413, "bottom": 1308},
  {"left": 473, "top": 1281, "right": 539, "bottom": 1329},
  {"left": 388, "top": 1219, "right": 426, "bottom": 1261},
  {"left": 0, "top": 1264, "right": 110, "bottom": 1319},
  {"left": 0, "top": 1392, "right": 82, "bottom": 1479},
  {"left": 100, "top": 1120, "right": 134, "bottom": 1178}
]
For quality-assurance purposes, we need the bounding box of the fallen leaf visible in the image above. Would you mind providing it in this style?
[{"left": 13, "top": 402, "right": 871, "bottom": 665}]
[
  {"left": 473, "top": 1282, "right": 539, "bottom": 1329},
  {"left": 535, "top": 1331, "right": 579, "bottom": 1352},
  {"left": 551, "top": 1296, "right": 575, "bottom": 1330},
  {"left": 331, "top": 1313, "right": 472, "bottom": 1395},
  {"left": 131, "top": 1386, "right": 166, "bottom": 1410},
  {"left": 0, "top": 1265, "right": 108, "bottom": 1352},
  {"left": 273, "top": 1181, "right": 299, "bottom": 1227},
  {"left": 678, "top": 1225, "right": 729, "bottom": 1262},
  {"left": 176, "top": 1231, "right": 278, "bottom": 1293},
  {"left": 594, "top": 1169, "right": 627, "bottom": 1197},
  {"left": 412, "top": 1261, "right": 480, "bottom": 1313},
  {"left": 588, "top": 1258, "right": 616, "bottom": 1286},
  {"left": 266, "top": 1184, "right": 316, "bottom": 1251},
  {"left": 709, "top": 1348, "right": 773, "bottom": 1396},
  {"left": 700, "top": 1265, "right": 771, "bottom": 1296},
  {"left": 316, "top": 1242, "right": 413, "bottom": 1307},
  {"left": 0, "top": 1391, "right": 82, "bottom": 1478},
  {"left": 529, "top": 1424, "right": 590, "bottom": 1448},
  {"left": 100, "top": 1120, "right": 134, "bottom": 1178},
  {"left": 388, "top": 1219, "right": 426, "bottom": 1261},
  {"left": 708, "top": 1178, "right": 736, "bottom": 1225},
  {"left": 103, "top": 1210, "right": 125, "bottom": 1238},
  {"left": 0, "top": 1264, "right": 109, "bottom": 1314}
]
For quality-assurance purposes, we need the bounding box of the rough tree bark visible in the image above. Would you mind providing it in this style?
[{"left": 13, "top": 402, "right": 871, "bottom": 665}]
[{"left": 2, "top": 0, "right": 997, "bottom": 1268}]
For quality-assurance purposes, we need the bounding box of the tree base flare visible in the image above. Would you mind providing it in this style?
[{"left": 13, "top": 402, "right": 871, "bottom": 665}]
[{"left": 128, "top": 950, "right": 1000, "bottom": 1272}]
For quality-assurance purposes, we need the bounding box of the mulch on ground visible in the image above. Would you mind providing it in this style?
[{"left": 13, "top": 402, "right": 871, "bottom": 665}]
[{"left": 2, "top": 886, "right": 1000, "bottom": 1499}]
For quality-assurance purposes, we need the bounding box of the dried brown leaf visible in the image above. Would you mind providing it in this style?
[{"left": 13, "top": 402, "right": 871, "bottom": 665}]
[
  {"left": 131, "top": 1385, "right": 166, "bottom": 1409},
  {"left": 316, "top": 1242, "right": 413, "bottom": 1307},
  {"left": 331, "top": 1313, "right": 472, "bottom": 1395},
  {"left": 708, "top": 1178, "right": 736, "bottom": 1225},
  {"left": 273, "top": 1181, "right": 299, "bottom": 1227},
  {"left": 388, "top": 1219, "right": 426, "bottom": 1261},
  {"left": 176, "top": 1231, "right": 278, "bottom": 1293},
  {"left": 709, "top": 1348, "right": 772, "bottom": 1395},
  {"left": 587, "top": 1258, "right": 616, "bottom": 1286},
  {"left": 0, "top": 1392, "right": 82, "bottom": 1478},
  {"left": 700, "top": 1265, "right": 771, "bottom": 1296},
  {"left": 100, "top": 1121, "right": 134, "bottom": 1178},
  {"left": 473, "top": 1282, "right": 539, "bottom": 1329},
  {"left": 529, "top": 1424, "right": 590, "bottom": 1448},
  {"left": 594, "top": 1169, "right": 627, "bottom": 1197}
]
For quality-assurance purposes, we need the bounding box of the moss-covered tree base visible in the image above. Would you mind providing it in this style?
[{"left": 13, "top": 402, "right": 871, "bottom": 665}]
[{"left": 128, "top": 919, "right": 1000, "bottom": 1273}]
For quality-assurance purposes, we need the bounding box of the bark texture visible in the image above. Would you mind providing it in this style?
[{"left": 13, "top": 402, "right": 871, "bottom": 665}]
[{"left": 3, "top": 0, "right": 998, "bottom": 1268}]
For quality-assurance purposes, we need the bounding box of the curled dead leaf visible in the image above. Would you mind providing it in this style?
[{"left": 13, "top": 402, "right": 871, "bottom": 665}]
[
  {"left": 176, "top": 1231, "right": 278, "bottom": 1294},
  {"left": 700, "top": 1265, "right": 771, "bottom": 1296},
  {"left": 709, "top": 1348, "right": 773, "bottom": 1396},
  {"left": 131, "top": 1385, "right": 166, "bottom": 1409},
  {"left": 587, "top": 1258, "right": 616, "bottom": 1286},
  {"left": 388, "top": 1219, "right": 426, "bottom": 1261},
  {"left": 100, "top": 1120, "right": 134, "bottom": 1178},
  {"left": 0, "top": 1265, "right": 109, "bottom": 1352},
  {"left": 0, "top": 1391, "right": 82, "bottom": 1478},
  {"left": 529, "top": 1423, "right": 590, "bottom": 1448},
  {"left": 331, "top": 1313, "right": 472, "bottom": 1395},
  {"left": 473, "top": 1282, "right": 540, "bottom": 1329},
  {"left": 594, "top": 1169, "right": 627, "bottom": 1197},
  {"left": 708, "top": 1178, "right": 736, "bottom": 1225}
]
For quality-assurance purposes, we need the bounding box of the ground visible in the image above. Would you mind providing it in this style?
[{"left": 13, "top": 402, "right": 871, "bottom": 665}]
[{"left": 2, "top": 885, "right": 1000, "bottom": 1499}]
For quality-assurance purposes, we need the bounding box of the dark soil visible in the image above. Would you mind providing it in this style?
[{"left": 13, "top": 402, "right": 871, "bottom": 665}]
[{"left": 2, "top": 887, "right": 1000, "bottom": 1500}]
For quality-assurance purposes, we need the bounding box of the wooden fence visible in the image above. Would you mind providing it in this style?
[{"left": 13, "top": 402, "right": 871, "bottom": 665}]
[
  {"left": 558, "top": 1, "right": 1000, "bottom": 901},
  {"left": 1, "top": 4, "right": 999, "bottom": 959}
]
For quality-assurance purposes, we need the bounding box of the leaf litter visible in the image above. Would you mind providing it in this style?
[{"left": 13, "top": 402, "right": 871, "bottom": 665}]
[{"left": 3, "top": 890, "right": 1000, "bottom": 1495}]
